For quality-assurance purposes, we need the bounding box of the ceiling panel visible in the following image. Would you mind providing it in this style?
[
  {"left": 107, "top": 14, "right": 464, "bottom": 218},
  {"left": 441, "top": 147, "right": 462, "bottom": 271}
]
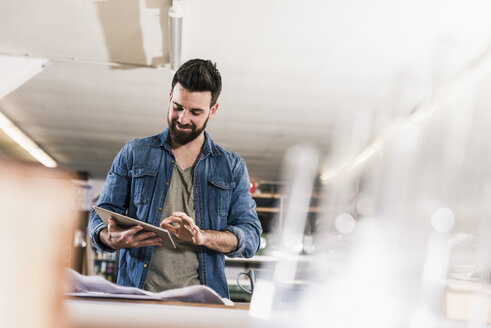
[
  {"left": 0, "top": 0, "right": 171, "bottom": 65},
  {"left": 0, "top": 0, "right": 490, "bottom": 183}
]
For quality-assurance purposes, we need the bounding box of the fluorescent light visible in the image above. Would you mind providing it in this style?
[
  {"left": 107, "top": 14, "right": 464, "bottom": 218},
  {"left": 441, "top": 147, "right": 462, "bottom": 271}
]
[
  {"left": 320, "top": 45, "right": 491, "bottom": 184},
  {"left": 0, "top": 112, "right": 57, "bottom": 168},
  {"left": 0, "top": 55, "right": 55, "bottom": 167}
]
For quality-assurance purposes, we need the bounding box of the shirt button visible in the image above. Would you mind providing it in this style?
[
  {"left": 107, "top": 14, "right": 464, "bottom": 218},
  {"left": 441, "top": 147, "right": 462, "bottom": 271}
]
[
  {"left": 165, "top": 182, "right": 169, "bottom": 186},
  {"left": 144, "top": 263, "right": 148, "bottom": 268},
  {"left": 171, "top": 160, "right": 175, "bottom": 163},
  {"left": 158, "top": 207, "right": 162, "bottom": 211}
]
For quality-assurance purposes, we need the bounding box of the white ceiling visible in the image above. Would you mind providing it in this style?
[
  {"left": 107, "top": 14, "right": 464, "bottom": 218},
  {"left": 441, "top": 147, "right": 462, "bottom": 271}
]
[{"left": 0, "top": 0, "right": 490, "bottom": 182}]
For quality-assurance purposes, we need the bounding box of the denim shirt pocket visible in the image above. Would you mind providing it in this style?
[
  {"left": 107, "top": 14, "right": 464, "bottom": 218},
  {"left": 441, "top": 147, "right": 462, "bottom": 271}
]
[
  {"left": 129, "top": 167, "right": 158, "bottom": 205},
  {"left": 208, "top": 178, "right": 236, "bottom": 225}
]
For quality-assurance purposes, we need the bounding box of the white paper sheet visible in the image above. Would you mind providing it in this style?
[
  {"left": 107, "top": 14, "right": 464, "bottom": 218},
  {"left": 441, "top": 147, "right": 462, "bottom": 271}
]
[{"left": 66, "top": 269, "right": 234, "bottom": 306}]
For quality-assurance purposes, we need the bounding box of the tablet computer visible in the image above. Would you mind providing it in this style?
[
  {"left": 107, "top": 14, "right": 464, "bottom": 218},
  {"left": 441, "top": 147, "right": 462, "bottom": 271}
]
[{"left": 93, "top": 206, "right": 176, "bottom": 249}]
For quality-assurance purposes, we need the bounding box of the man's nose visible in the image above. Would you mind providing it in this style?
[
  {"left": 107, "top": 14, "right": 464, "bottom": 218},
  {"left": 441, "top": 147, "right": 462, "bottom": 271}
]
[{"left": 178, "top": 110, "right": 191, "bottom": 124}]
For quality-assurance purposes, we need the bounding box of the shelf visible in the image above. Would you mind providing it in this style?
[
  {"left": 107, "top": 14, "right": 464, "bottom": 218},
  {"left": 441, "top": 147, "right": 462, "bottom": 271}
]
[
  {"left": 253, "top": 192, "right": 322, "bottom": 199},
  {"left": 256, "top": 206, "right": 322, "bottom": 214},
  {"left": 253, "top": 193, "right": 283, "bottom": 223},
  {"left": 253, "top": 193, "right": 322, "bottom": 214},
  {"left": 255, "top": 207, "right": 280, "bottom": 213},
  {"left": 252, "top": 192, "right": 321, "bottom": 233},
  {"left": 251, "top": 193, "right": 282, "bottom": 199},
  {"left": 307, "top": 206, "right": 323, "bottom": 213},
  {"left": 225, "top": 255, "right": 278, "bottom": 264}
]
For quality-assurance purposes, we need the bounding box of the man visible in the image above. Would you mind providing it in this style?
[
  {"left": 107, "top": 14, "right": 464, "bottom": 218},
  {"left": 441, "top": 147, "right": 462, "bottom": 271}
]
[{"left": 88, "top": 59, "right": 262, "bottom": 299}]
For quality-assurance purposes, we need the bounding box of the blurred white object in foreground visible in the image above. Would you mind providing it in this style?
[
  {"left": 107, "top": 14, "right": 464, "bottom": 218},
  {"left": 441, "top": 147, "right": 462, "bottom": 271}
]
[{"left": 0, "top": 160, "right": 77, "bottom": 328}]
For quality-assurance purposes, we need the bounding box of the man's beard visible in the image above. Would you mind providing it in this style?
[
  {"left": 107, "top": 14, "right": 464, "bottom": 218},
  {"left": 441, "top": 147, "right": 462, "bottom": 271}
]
[{"left": 168, "top": 116, "right": 209, "bottom": 145}]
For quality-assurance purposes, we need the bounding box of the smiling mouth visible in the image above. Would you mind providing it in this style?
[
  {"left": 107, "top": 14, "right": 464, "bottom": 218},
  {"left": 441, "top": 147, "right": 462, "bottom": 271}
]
[
  {"left": 177, "top": 124, "right": 192, "bottom": 130},
  {"left": 175, "top": 121, "right": 193, "bottom": 130}
]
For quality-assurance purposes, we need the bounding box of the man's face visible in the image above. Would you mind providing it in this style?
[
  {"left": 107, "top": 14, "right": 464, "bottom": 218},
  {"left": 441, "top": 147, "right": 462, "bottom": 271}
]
[{"left": 167, "top": 83, "right": 218, "bottom": 145}]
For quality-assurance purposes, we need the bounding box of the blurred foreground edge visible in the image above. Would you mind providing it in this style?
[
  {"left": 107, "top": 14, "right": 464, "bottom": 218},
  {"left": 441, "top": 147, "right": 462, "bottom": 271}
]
[{"left": 0, "top": 159, "right": 78, "bottom": 328}]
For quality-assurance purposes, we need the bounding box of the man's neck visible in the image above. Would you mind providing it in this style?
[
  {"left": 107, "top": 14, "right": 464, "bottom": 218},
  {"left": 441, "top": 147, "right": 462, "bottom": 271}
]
[{"left": 170, "top": 132, "right": 205, "bottom": 170}]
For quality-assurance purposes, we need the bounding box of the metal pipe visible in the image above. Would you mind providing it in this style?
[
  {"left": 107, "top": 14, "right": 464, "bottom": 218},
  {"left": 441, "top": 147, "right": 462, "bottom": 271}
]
[{"left": 168, "top": 0, "right": 183, "bottom": 70}]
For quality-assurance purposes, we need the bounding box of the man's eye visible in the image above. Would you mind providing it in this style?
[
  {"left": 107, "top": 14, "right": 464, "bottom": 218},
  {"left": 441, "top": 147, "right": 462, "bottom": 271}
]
[
  {"left": 174, "top": 106, "right": 183, "bottom": 111},
  {"left": 191, "top": 111, "right": 201, "bottom": 116}
]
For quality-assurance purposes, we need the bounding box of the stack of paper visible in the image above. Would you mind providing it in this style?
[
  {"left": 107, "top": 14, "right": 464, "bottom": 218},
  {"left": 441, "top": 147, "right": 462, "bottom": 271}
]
[{"left": 66, "top": 269, "right": 234, "bottom": 306}]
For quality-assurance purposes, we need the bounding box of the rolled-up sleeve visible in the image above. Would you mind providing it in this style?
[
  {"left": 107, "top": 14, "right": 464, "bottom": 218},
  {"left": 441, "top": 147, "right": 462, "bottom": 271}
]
[{"left": 222, "top": 158, "right": 262, "bottom": 258}]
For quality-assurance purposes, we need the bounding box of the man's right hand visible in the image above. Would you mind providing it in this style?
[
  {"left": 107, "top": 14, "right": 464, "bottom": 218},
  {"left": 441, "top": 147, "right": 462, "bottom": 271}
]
[{"left": 99, "top": 217, "right": 164, "bottom": 250}]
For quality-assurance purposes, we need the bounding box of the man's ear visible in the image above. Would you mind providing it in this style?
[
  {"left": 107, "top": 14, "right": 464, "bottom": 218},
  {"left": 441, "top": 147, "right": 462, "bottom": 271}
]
[{"left": 209, "top": 103, "right": 219, "bottom": 119}]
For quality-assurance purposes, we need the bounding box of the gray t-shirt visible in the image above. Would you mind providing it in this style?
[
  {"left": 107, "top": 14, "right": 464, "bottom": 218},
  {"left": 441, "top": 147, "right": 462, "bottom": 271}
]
[{"left": 143, "top": 163, "right": 200, "bottom": 292}]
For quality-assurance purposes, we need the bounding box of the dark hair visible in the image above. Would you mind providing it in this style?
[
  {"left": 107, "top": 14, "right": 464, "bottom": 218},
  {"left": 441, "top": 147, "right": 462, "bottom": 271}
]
[{"left": 171, "top": 59, "right": 222, "bottom": 106}]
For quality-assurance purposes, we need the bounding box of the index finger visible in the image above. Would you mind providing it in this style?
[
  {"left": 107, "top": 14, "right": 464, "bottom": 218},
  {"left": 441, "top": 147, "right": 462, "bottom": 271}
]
[
  {"left": 178, "top": 215, "right": 195, "bottom": 227},
  {"left": 162, "top": 216, "right": 183, "bottom": 225},
  {"left": 174, "top": 211, "right": 194, "bottom": 217}
]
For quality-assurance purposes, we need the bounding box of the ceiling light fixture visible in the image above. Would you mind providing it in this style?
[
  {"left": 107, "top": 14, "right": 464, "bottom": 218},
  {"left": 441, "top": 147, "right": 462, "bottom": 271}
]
[
  {"left": 0, "top": 54, "right": 55, "bottom": 167},
  {"left": 0, "top": 112, "right": 57, "bottom": 168}
]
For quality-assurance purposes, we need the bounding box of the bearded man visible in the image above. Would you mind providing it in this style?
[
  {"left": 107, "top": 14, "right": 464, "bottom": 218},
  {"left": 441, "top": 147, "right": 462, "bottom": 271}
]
[{"left": 88, "top": 59, "right": 262, "bottom": 299}]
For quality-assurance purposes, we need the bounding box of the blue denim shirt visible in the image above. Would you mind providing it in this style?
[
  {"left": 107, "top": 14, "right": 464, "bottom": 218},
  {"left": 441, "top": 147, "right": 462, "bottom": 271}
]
[{"left": 88, "top": 129, "right": 262, "bottom": 298}]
